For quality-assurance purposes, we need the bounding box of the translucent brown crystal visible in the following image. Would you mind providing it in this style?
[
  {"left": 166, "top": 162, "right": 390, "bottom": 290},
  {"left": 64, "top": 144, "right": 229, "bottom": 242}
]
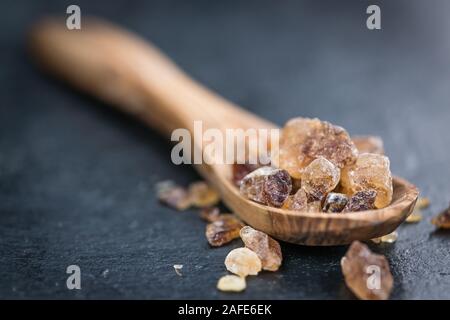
[
  {"left": 225, "top": 247, "right": 262, "bottom": 277},
  {"left": 217, "top": 275, "right": 246, "bottom": 292},
  {"left": 240, "top": 166, "right": 292, "bottom": 207},
  {"left": 371, "top": 230, "right": 398, "bottom": 244},
  {"left": 205, "top": 215, "right": 245, "bottom": 247},
  {"left": 199, "top": 207, "right": 221, "bottom": 222},
  {"left": 306, "top": 200, "right": 323, "bottom": 212},
  {"left": 232, "top": 163, "right": 261, "bottom": 187},
  {"left": 282, "top": 189, "right": 308, "bottom": 211},
  {"left": 416, "top": 197, "right": 430, "bottom": 209},
  {"left": 341, "top": 241, "right": 393, "bottom": 300},
  {"left": 301, "top": 157, "right": 340, "bottom": 201},
  {"left": 431, "top": 205, "right": 450, "bottom": 229},
  {"left": 341, "top": 153, "right": 393, "bottom": 208},
  {"left": 188, "top": 181, "right": 220, "bottom": 208},
  {"left": 323, "top": 193, "right": 349, "bottom": 213},
  {"left": 352, "top": 135, "right": 384, "bottom": 155},
  {"left": 405, "top": 209, "right": 422, "bottom": 223},
  {"left": 273, "top": 117, "right": 358, "bottom": 179},
  {"left": 156, "top": 181, "right": 191, "bottom": 211},
  {"left": 240, "top": 226, "right": 282, "bottom": 271},
  {"left": 343, "top": 190, "right": 377, "bottom": 212},
  {"left": 291, "top": 177, "right": 302, "bottom": 194},
  {"left": 282, "top": 189, "right": 323, "bottom": 212}
]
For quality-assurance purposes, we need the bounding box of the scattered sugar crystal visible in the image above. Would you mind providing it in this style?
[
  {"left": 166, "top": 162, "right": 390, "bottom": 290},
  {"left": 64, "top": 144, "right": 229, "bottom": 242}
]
[
  {"left": 225, "top": 247, "right": 262, "bottom": 277},
  {"left": 156, "top": 181, "right": 191, "bottom": 210},
  {"left": 199, "top": 207, "right": 221, "bottom": 222},
  {"left": 341, "top": 241, "right": 393, "bottom": 300},
  {"left": 240, "top": 226, "right": 282, "bottom": 271},
  {"left": 188, "top": 181, "right": 220, "bottom": 208},
  {"left": 405, "top": 209, "right": 422, "bottom": 223},
  {"left": 371, "top": 230, "right": 398, "bottom": 244},
  {"left": 416, "top": 197, "right": 430, "bottom": 209},
  {"left": 217, "top": 275, "right": 246, "bottom": 292},
  {"left": 206, "top": 215, "right": 244, "bottom": 247},
  {"left": 431, "top": 204, "right": 450, "bottom": 229}
]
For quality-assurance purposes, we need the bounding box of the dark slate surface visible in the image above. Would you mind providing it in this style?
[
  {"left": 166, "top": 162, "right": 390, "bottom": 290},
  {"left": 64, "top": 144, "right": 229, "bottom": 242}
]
[{"left": 1, "top": 0, "right": 449, "bottom": 299}]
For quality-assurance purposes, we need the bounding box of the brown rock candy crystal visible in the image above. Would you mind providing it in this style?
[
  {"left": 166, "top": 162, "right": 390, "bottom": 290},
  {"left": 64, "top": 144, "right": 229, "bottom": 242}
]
[
  {"left": 323, "top": 193, "right": 349, "bottom": 213},
  {"left": 306, "top": 200, "right": 323, "bottom": 212},
  {"left": 217, "top": 275, "right": 246, "bottom": 292},
  {"left": 282, "top": 189, "right": 323, "bottom": 212},
  {"left": 206, "top": 215, "right": 245, "bottom": 247},
  {"left": 199, "top": 207, "right": 221, "bottom": 222},
  {"left": 225, "top": 247, "right": 262, "bottom": 277},
  {"left": 371, "top": 230, "right": 398, "bottom": 244},
  {"left": 188, "top": 181, "right": 220, "bottom": 208},
  {"left": 282, "top": 189, "right": 308, "bottom": 211},
  {"left": 341, "top": 153, "right": 393, "bottom": 209},
  {"left": 301, "top": 157, "right": 340, "bottom": 201},
  {"left": 232, "top": 163, "right": 262, "bottom": 187},
  {"left": 240, "top": 166, "right": 292, "bottom": 207},
  {"left": 352, "top": 136, "right": 384, "bottom": 155},
  {"left": 273, "top": 118, "right": 358, "bottom": 179},
  {"left": 431, "top": 204, "right": 450, "bottom": 229},
  {"left": 240, "top": 226, "right": 282, "bottom": 271},
  {"left": 156, "top": 181, "right": 191, "bottom": 210},
  {"left": 341, "top": 241, "right": 393, "bottom": 300},
  {"left": 343, "top": 190, "right": 377, "bottom": 212}
]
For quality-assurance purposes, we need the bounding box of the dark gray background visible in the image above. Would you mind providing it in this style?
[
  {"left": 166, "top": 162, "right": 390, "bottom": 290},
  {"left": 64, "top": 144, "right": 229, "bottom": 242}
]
[{"left": 1, "top": 0, "right": 449, "bottom": 299}]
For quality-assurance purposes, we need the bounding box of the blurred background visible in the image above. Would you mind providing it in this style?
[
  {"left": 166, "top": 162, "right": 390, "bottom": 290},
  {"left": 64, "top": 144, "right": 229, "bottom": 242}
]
[{"left": 0, "top": 0, "right": 449, "bottom": 299}]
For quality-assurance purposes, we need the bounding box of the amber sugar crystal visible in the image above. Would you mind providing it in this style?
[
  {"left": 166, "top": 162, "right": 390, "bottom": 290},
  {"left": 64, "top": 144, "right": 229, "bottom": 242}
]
[
  {"left": 232, "top": 163, "right": 262, "bottom": 187},
  {"left": 301, "top": 156, "right": 340, "bottom": 201},
  {"left": 273, "top": 117, "right": 358, "bottom": 179},
  {"left": 282, "top": 189, "right": 323, "bottom": 212},
  {"left": 341, "top": 241, "right": 393, "bottom": 300},
  {"left": 206, "top": 215, "right": 245, "bottom": 247},
  {"left": 352, "top": 135, "right": 384, "bottom": 155},
  {"left": 240, "top": 226, "right": 282, "bottom": 271},
  {"left": 343, "top": 190, "right": 377, "bottom": 212},
  {"left": 188, "top": 181, "right": 220, "bottom": 208},
  {"left": 431, "top": 204, "right": 450, "bottom": 229},
  {"left": 282, "top": 189, "right": 308, "bottom": 211},
  {"left": 323, "top": 193, "right": 349, "bottom": 213},
  {"left": 240, "top": 166, "right": 292, "bottom": 207},
  {"left": 225, "top": 247, "right": 262, "bottom": 277},
  {"left": 217, "top": 275, "right": 246, "bottom": 292},
  {"left": 199, "top": 207, "right": 221, "bottom": 222},
  {"left": 156, "top": 181, "right": 191, "bottom": 211},
  {"left": 341, "top": 153, "right": 393, "bottom": 209}
]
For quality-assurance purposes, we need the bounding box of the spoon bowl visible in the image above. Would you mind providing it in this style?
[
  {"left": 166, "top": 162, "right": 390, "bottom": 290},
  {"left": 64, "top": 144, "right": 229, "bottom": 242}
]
[
  {"left": 215, "top": 168, "right": 418, "bottom": 245},
  {"left": 30, "top": 18, "right": 419, "bottom": 245}
]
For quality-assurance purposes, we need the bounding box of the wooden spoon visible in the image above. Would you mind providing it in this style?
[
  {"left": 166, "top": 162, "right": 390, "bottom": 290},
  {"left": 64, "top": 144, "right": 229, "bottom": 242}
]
[{"left": 29, "top": 18, "right": 419, "bottom": 245}]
